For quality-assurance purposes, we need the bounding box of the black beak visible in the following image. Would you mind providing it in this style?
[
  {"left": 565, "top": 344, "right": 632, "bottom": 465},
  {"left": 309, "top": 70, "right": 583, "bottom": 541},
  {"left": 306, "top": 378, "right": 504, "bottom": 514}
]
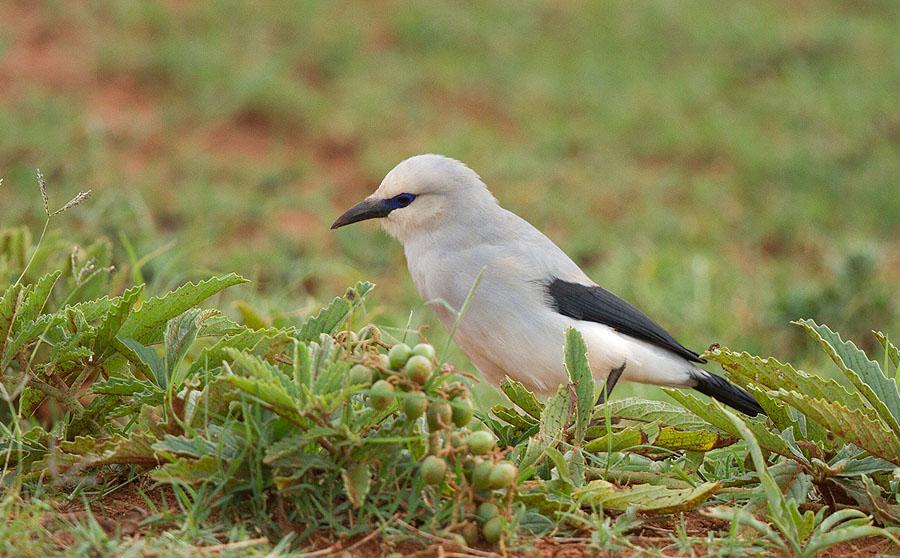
[{"left": 331, "top": 198, "right": 392, "bottom": 229}]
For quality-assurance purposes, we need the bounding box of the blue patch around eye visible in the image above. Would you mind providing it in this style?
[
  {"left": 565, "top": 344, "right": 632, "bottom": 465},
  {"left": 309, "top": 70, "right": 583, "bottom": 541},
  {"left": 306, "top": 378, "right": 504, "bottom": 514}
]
[{"left": 387, "top": 193, "right": 416, "bottom": 209}]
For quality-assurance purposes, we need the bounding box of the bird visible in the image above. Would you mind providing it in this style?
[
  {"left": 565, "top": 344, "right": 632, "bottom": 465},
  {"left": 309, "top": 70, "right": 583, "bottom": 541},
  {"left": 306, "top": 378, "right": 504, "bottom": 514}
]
[{"left": 331, "top": 154, "right": 764, "bottom": 416}]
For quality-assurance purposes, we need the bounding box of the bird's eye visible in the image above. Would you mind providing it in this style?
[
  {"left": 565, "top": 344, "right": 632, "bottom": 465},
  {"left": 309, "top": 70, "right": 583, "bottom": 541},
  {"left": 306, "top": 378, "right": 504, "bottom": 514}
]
[{"left": 391, "top": 193, "right": 416, "bottom": 208}]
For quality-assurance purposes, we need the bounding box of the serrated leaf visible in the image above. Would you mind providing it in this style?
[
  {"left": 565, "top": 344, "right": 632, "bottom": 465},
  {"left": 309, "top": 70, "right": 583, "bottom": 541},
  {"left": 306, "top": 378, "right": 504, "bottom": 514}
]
[
  {"left": 92, "top": 284, "right": 143, "bottom": 358},
  {"left": 574, "top": 480, "right": 721, "bottom": 515},
  {"left": 116, "top": 337, "right": 165, "bottom": 386},
  {"left": 773, "top": 389, "right": 900, "bottom": 464},
  {"left": 90, "top": 376, "right": 157, "bottom": 396},
  {"left": 565, "top": 328, "right": 594, "bottom": 446},
  {"left": 18, "top": 271, "right": 60, "bottom": 324},
  {"left": 187, "top": 327, "right": 292, "bottom": 379},
  {"left": 296, "top": 282, "right": 372, "bottom": 342},
  {"left": 342, "top": 463, "right": 371, "bottom": 509},
  {"left": 0, "top": 284, "right": 23, "bottom": 356},
  {"left": 491, "top": 404, "right": 538, "bottom": 429},
  {"left": 151, "top": 455, "right": 221, "bottom": 485},
  {"left": 152, "top": 435, "right": 217, "bottom": 459},
  {"left": 500, "top": 376, "right": 544, "bottom": 419},
  {"left": 601, "top": 398, "right": 712, "bottom": 430},
  {"left": 584, "top": 427, "right": 645, "bottom": 453},
  {"left": 196, "top": 313, "right": 247, "bottom": 337},
  {"left": 225, "top": 348, "right": 297, "bottom": 397},
  {"left": 69, "top": 296, "right": 116, "bottom": 322},
  {"left": 224, "top": 350, "right": 303, "bottom": 424},
  {"left": 57, "top": 433, "right": 161, "bottom": 470},
  {"left": 874, "top": 331, "right": 899, "bottom": 370},
  {"left": 795, "top": 319, "right": 900, "bottom": 436},
  {"left": 666, "top": 390, "right": 799, "bottom": 460},
  {"left": 654, "top": 426, "right": 722, "bottom": 452},
  {"left": 520, "top": 385, "right": 569, "bottom": 469},
  {"left": 118, "top": 273, "right": 248, "bottom": 344},
  {"left": 165, "top": 308, "right": 212, "bottom": 386},
  {"left": 707, "top": 346, "right": 872, "bottom": 415},
  {"left": 2, "top": 313, "right": 65, "bottom": 369}
]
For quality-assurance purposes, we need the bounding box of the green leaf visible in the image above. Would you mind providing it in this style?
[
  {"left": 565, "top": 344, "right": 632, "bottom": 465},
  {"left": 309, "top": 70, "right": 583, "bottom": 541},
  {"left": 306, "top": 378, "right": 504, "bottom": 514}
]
[
  {"left": 223, "top": 348, "right": 303, "bottom": 424},
  {"left": 18, "top": 271, "right": 61, "bottom": 324},
  {"left": 118, "top": 273, "right": 248, "bottom": 344},
  {"left": 795, "top": 319, "right": 900, "bottom": 436},
  {"left": 90, "top": 376, "right": 157, "bottom": 396},
  {"left": 0, "top": 283, "right": 24, "bottom": 357},
  {"left": 714, "top": 400, "right": 789, "bottom": 523},
  {"left": 544, "top": 446, "right": 573, "bottom": 485},
  {"left": 296, "top": 282, "right": 372, "bottom": 342},
  {"left": 565, "top": 328, "right": 594, "bottom": 446},
  {"left": 165, "top": 308, "right": 212, "bottom": 386},
  {"left": 342, "top": 463, "right": 371, "bottom": 509},
  {"left": 574, "top": 480, "right": 721, "bottom": 515},
  {"left": 491, "top": 404, "right": 539, "bottom": 429},
  {"left": 654, "top": 426, "right": 723, "bottom": 452},
  {"left": 666, "top": 390, "right": 800, "bottom": 460},
  {"left": 707, "top": 346, "right": 872, "bottom": 415},
  {"left": 187, "top": 326, "right": 293, "bottom": 379},
  {"left": 600, "top": 398, "right": 712, "bottom": 430},
  {"left": 152, "top": 455, "right": 221, "bottom": 485},
  {"left": 773, "top": 390, "right": 900, "bottom": 464},
  {"left": 520, "top": 385, "right": 569, "bottom": 469},
  {"left": 92, "top": 284, "right": 143, "bottom": 358},
  {"left": 2, "top": 313, "right": 65, "bottom": 369},
  {"left": 55, "top": 433, "right": 162, "bottom": 470},
  {"left": 807, "top": 525, "right": 898, "bottom": 557},
  {"left": 500, "top": 376, "right": 544, "bottom": 419},
  {"left": 152, "top": 435, "right": 217, "bottom": 459},
  {"left": 584, "top": 427, "right": 645, "bottom": 453},
  {"left": 116, "top": 337, "right": 165, "bottom": 386},
  {"left": 874, "top": 331, "right": 899, "bottom": 370}
]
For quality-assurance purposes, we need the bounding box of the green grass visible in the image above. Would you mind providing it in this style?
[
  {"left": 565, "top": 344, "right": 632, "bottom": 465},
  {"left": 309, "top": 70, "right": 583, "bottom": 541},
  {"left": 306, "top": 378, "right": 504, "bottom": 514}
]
[{"left": 1, "top": 1, "right": 899, "bottom": 554}]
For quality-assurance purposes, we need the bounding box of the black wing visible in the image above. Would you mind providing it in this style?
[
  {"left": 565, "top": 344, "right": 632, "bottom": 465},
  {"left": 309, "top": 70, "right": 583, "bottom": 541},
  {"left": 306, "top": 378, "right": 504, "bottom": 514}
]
[{"left": 545, "top": 278, "right": 705, "bottom": 363}]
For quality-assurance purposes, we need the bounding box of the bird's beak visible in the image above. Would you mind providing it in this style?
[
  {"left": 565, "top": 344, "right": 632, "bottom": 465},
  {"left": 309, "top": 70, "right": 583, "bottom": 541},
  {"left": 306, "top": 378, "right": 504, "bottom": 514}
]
[{"left": 330, "top": 197, "right": 392, "bottom": 229}]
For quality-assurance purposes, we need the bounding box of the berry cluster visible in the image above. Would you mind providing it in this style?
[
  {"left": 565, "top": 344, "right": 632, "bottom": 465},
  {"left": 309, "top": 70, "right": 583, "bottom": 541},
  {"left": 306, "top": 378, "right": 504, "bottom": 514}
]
[{"left": 344, "top": 329, "right": 518, "bottom": 547}]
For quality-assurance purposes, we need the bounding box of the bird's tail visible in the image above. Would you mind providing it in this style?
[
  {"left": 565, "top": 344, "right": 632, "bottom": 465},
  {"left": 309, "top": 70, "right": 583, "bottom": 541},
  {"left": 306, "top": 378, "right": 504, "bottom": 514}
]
[{"left": 689, "top": 370, "right": 765, "bottom": 417}]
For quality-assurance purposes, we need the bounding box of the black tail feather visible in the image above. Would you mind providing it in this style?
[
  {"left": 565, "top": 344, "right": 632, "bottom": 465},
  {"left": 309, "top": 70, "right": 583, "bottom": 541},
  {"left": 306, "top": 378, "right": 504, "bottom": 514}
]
[{"left": 690, "top": 371, "right": 765, "bottom": 417}]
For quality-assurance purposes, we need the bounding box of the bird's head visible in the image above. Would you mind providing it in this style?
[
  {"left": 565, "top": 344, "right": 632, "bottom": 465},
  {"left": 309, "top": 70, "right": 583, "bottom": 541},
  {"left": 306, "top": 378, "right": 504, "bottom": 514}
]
[{"left": 331, "top": 154, "right": 496, "bottom": 242}]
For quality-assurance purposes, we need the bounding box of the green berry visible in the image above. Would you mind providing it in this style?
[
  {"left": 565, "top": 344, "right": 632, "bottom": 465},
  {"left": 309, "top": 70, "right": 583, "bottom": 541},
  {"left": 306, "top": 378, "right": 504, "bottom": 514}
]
[
  {"left": 388, "top": 343, "right": 412, "bottom": 369},
  {"left": 348, "top": 364, "right": 373, "bottom": 386},
  {"left": 461, "top": 522, "right": 481, "bottom": 546},
  {"left": 488, "top": 461, "right": 517, "bottom": 489},
  {"left": 412, "top": 343, "right": 436, "bottom": 360},
  {"left": 368, "top": 380, "right": 395, "bottom": 410},
  {"left": 426, "top": 400, "right": 452, "bottom": 431},
  {"left": 421, "top": 455, "right": 447, "bottom": 485},
  {"left": 482, "top": 516, "right": 503, "bottom": 544},
  {"left": 450, "top": 397, "right": 474, "bottom": 427},
  {"left": 450, "top": 431, "right": 466, "bottom": 448},
  {"left": 472, "top": 460, "right": 493, "bottom": 490},
  {"left": 467, "top": 430, "right": 495, "bottom": 455},
  {"left": 403, "top": 354, "right": 433, "bottom": 385},
  {"left": 477, "top": 502, "right": 500, "bottom": 523},
  {"left": 402, "top": 392, "right": 428, "bottom": 420}
]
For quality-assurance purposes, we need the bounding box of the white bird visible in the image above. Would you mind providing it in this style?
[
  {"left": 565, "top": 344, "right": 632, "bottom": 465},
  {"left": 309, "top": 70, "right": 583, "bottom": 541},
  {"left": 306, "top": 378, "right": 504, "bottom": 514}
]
[{"left": 332, "top": 154, "right": 763, "bottom": 416}]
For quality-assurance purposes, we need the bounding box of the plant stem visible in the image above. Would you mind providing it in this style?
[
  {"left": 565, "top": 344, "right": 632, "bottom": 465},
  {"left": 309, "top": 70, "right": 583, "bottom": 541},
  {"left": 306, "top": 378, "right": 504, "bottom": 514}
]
[{"left": 14, "top": 218, "right": 50, "bottom": 287}]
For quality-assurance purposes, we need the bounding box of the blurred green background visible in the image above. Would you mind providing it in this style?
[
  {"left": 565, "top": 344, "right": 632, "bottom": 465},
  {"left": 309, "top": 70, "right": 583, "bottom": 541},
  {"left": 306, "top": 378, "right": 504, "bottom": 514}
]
[{"left": 1, "top": 1, "right": 897, "bottom": 398}]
